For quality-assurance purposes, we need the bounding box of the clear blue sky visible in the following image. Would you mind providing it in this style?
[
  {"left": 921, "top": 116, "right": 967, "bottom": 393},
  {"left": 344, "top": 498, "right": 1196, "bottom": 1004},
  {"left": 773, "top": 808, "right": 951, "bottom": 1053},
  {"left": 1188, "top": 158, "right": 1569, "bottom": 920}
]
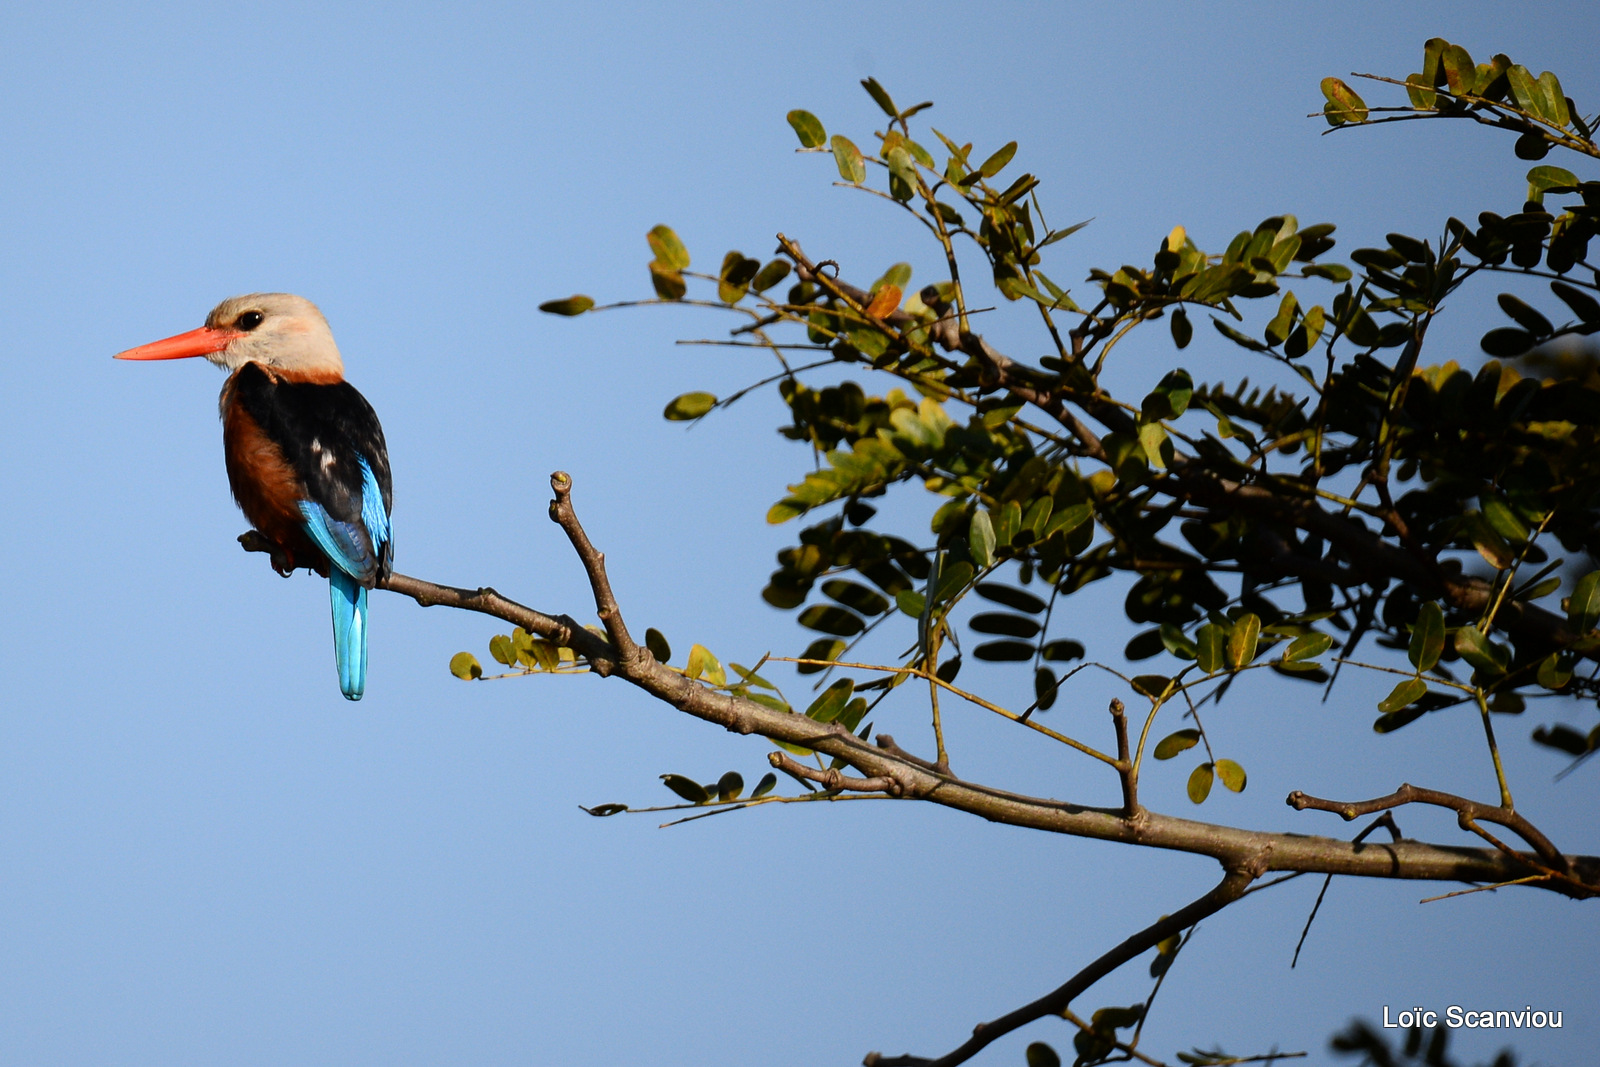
[{"left": 1, "top": 3, "right": 1595, "bottom": 1064}]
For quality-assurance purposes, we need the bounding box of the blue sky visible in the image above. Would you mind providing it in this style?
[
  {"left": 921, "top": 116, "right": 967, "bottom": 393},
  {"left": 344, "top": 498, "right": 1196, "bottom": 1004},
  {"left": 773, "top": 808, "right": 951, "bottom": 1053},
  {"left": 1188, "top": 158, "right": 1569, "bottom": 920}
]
[{"left": 1, "top": 3, "right": 1596, "bottom": 1064}]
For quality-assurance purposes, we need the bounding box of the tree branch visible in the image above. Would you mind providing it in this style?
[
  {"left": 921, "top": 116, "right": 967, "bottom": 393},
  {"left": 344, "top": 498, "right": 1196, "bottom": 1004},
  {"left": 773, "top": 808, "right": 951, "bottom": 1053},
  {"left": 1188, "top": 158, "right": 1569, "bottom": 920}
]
[
  {"left": 1287, "top": 783, "right": 1568, "bottom": 874},
  {"left": 862, "top": 866, "right": 1261, "bottom": 1067},
  {"left": 281, "top": 473, "right": 1596, "bottom": 901}
]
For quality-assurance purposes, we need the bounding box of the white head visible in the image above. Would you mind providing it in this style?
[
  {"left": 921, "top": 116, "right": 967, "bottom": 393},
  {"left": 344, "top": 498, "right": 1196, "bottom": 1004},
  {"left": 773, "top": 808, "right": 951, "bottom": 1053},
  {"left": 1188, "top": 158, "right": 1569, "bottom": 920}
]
[{"left": 116, "top": 292, "right": 345, "bottom": 381}]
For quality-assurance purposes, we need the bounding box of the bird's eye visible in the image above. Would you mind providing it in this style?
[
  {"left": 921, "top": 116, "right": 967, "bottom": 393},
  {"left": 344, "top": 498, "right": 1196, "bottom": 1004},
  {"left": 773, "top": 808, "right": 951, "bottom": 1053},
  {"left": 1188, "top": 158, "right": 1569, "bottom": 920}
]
[{"left": 237, "top": 311, "right": 265, "bottom": 331}]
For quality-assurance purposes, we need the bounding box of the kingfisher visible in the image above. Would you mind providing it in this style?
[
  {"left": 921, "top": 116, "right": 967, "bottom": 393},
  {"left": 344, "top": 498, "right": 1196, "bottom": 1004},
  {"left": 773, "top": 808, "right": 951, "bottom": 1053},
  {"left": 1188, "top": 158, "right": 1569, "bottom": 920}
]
[{"left": 116, "top": 294, "right": 393, "bottom": 700}]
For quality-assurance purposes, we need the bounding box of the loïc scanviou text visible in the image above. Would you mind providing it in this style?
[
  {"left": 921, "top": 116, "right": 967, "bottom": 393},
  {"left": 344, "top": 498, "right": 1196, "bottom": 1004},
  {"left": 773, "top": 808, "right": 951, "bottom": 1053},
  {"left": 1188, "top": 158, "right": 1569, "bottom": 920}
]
[{"left": 1383, "top": 1006, "right": 1563, "bottom": 1030}]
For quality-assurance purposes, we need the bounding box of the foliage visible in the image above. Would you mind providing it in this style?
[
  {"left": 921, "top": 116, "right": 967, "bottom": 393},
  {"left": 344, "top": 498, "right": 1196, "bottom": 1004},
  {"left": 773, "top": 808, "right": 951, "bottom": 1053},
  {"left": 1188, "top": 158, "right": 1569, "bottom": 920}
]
[{"left": 464, "top": 36, "right": 1599, "bottom": 1065}]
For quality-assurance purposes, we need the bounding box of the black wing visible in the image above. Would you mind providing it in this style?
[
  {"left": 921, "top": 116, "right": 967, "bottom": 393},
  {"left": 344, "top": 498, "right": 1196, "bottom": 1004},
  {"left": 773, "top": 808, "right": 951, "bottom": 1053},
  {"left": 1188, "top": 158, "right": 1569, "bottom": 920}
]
[{"left": 232, "top": 361, "right": 393, "bottom": 576}]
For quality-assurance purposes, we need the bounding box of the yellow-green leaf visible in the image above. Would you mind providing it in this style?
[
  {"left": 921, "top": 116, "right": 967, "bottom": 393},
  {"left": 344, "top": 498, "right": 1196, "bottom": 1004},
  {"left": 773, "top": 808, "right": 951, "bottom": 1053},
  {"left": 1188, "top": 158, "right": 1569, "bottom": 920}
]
[
  {"left": 647, "top": 225, "right": 690, "bottom": 270},
  {"left": 538, "top": 295, "right": 594, "bottom": 316},
  {"left": 1283, "top": 631, "right": 1332, "bottom": 662},
  {"left": 664, "top": 392, "right": 717, "bottom": 421},
  {"left": 489, "top": 634, "right": 516, "bottom": 666},
  {"left": 1154, "top": 729, "right": 1200, "bottom": 760},
  {"left": 786, "top": 109, "right": 826, "bottom": 148},
  {"left": 1215, "top": 758, "right": 1247, "bottom": 793},
  {"left": 1226, "top": 613, "right": 1260, "bottom": 669},
  {"left": 1187, "top": 763, "right": 1214, "bottom": 804},
  {"left": 976, "top": 141, "right": 1017, "bottom": 178},
  {"left": 1196, "top": 623, "right": 1225, "bottom": 674},
  {"left": 660, "top": 774, "right": 710, "bottom": 804},
  {"left": 449, "top": 652, "right": 483, "bottom": 680},
  {"left": 1379, "top": 676, "right": 1428, "bottom": 713},
  {"left": 831, "top": 135, "right": 866, "bottom": 183},
  {"left": 1408, "top": 602, "right": 1445, "bottom": 672}
]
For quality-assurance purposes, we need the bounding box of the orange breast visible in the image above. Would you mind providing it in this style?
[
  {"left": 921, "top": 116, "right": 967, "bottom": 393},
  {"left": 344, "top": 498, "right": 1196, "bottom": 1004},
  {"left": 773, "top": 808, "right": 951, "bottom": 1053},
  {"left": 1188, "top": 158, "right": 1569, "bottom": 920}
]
[{"left": 221, "top": 384, "right": 323, "bottom": 573}]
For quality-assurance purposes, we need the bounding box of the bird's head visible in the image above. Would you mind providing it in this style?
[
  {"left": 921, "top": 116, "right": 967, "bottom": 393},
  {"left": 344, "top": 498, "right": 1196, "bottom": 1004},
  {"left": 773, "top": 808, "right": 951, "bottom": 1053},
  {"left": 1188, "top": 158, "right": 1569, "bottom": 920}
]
[{"left": 115, "top": 293, "right": 345, "bottom": 381}]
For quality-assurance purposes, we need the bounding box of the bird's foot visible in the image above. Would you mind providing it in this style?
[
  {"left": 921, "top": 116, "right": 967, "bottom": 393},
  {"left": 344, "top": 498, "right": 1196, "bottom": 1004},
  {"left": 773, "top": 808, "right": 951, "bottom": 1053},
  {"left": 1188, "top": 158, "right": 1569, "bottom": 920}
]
[{"left": 238, "top": 530, "right": 297, "bottom": 577}]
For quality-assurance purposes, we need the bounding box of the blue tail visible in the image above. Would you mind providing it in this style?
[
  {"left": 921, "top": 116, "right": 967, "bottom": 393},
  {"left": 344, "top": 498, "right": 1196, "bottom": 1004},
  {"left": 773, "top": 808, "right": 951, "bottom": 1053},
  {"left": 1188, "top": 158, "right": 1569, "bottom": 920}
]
[{"left": 330, "top": 568, "right": 369, "bottom": 700}]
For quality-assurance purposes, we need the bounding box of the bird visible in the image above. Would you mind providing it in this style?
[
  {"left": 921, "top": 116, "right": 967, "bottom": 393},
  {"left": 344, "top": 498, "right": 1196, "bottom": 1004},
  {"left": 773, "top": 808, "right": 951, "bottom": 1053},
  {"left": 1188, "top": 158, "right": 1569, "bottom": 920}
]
[{"left": 116, "top": 294, "right": 393, "bottom": 700}]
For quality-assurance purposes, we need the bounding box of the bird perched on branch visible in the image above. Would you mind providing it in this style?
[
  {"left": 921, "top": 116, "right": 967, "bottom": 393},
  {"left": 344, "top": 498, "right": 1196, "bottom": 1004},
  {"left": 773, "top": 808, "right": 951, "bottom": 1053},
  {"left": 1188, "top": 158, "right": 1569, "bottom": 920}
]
[{"left": 117, "top": 294, "right": 393, "bottom": 700}]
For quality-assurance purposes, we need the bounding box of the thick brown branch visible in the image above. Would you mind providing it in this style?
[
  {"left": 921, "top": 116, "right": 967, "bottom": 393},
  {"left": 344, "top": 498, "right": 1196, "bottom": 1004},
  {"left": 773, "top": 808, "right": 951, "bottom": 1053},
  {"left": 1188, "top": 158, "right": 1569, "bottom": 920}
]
[
  {"left": 1287, "top": 783, "right": 1568, "bottom": 874},
  {"left": 863, "top": 866, "right": 1260, "bottom": 1067}
]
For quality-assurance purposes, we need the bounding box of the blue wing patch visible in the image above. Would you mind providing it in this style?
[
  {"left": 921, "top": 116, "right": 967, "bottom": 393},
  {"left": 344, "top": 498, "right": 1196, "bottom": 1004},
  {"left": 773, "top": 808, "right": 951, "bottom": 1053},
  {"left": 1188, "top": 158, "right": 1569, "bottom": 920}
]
[{"left": 296, "top": 456, "right": 390, "bottom": 583}]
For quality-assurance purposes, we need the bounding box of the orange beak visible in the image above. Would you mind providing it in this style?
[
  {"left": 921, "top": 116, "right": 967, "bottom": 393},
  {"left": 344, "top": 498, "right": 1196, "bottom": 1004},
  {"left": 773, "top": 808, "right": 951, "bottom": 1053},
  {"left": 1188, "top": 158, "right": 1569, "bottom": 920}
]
[{"left": 114, "top": 325, "right": 241, "bottom": 361}]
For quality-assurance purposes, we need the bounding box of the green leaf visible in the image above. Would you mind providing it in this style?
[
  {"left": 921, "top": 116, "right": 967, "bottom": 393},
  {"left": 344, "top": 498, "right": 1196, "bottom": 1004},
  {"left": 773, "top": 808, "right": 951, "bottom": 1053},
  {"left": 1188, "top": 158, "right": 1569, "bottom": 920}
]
[
  {"left": 1320, "top": 76, "right": 1369, "bottom": 125},
  {"left": 1480, "top": 327, "right": 1535, "bottom": 358},
  {"left": 860, "top": 77, "right": 898, "bottom": 118},
  {"left": 804, "top": 679, "right": 855, "bottom": 722},
  {"left": 1440, "top": 43, "right": 1475, "bottom": 94},
  {"left": 796, "top": 638, "right": 846, "bottom": 674},
  {"left": 661, "top": 774, "right": 710, "bottom": 804},
  {"left": 645, "top": 627, "right": 672, "bottom": 664},
  {"left": 1265, "top": 290, "right": 1299, "bottom": 346},
  {"left": 1195, "top": 623, "right": 1225, "bottom": 674},
  {"left": 1187, "top": 763, "right": 1214, "bottom": 804},
  {"left": 895, "top": 589, "right": 926, "bottom": 617},
  {"left": 1568, "top": 571, "right": 1600, "bottom": 631},
  {"left": 1454, "top": 626, "right": 1508, "bottom": 675},
  {"left": 1033, "top": 666, "right": 1059, "bottom": 711},
  {"left": 719, "top": 251, "right": 761, "bottom": 303},
  {"left": 1026, "top": 1042, "right": 1062, "bottom": 1067},
  {"left": 1537, "top": 652, "right": 1574, "bottom": 690},
  {"left": 1378, "top": 676, "right": 1428, "bottom": 713},
  {"left": 976, "top": 141, "right": 1017, "bottom": 178},
  {"left": 786, "top": 109, "right": 826, "bottom": 148},
  {"left": 1226, "top": 613, "right": 1260, "bottom": 669},
  {"left": 1132, "top": 675, "right": 1171, "bottom": 700},
  {"left": 971, "top": 612, "right": 1040, "bottom": 639},
  {"left": 1040, "top": 639, "right": 1085, "bottom": 662},
  {"left": 647, "top": 225, "right": 690, "bottom": 270},
  {"left": 1538, "top": 72, "right": 1570, "bottom": 127},
  {"left": 973, "top": 640, "right": 1034, "bottom": 661},
  {"left": 1408, "top": 602, "right": 1445, "bottom": 672},
  {"left": 975, "top": 582, "right": 1047, "bottom": 614},
  {"left": 752, "top": 772, "right": 778, "bottom": 798},
  {"left": 1552, "top": 281, "right": 1600, "bottom": 324},
  {"left": 1170, "top": 307, "right": 1193, "bottom": 349},
  {"left": 1214, "top": 758, "right": 1247, "bottom": 792},
  {"left": 449, "top": 651, "right": 483, "bottom": 680},
  {"left": 716, "top": 771, "right": 744, "bottom": 801},
  {"left": 1154, "top": 729, "right": 1200, "bottom": 760},
  {"left": 1527, "top": 164, "right": 1579, "bottom": 203},
  {"left": 969, "top": 508, "right": 997, "bottom": 569},
  {"left": 1506, "top": 64, "right": 1544, "bottom": 118},
  {"left": 663, "top": 391, "right": 717, "bottom": 420},
  {"left": 822, "top": 579, "right": 889, "bottom": 616},
  {"left": 686, "top": 643, "right": 725, "bottom": 686},
  {"left": 489, "top": 633, "right": 517, "bottom": 666},
  {"left": 648, "top": 262, "right": 686, "bottom": 300},
  {"left": 751, "top": 259, "right": 792, "bottom": 292},
  {"left": 798, "top": 604, "right": 865, "bottom": 636},
  {"left": 1283, "top": 631, "right": 1332, "bottom": 663},
  {"left": 831, "top": 134, "right": 866, "bottom": 183},
  {"left": 538, "top": 295, "right": 594, "bottom": 316}
]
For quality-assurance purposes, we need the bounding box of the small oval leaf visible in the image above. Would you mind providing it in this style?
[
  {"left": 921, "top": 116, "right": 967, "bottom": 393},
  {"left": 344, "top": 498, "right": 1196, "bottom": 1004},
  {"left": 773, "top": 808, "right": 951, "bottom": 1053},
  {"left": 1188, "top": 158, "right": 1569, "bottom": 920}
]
[
  {"left": 786, "top": 109, "right": 826, "bottom": 148},
  {"left": 660, "top": 774, "right": 711, "bottom": 804},
  {"left": 664, "top": 392, "right": 717, "bottom": 421},
  {"left": 538, "top": 295, "right": 594, "bottom": 316},
  {"left": 1154, "top": 729, "right": 1200, "bottom": 760},
  {"left": 449, "top": 652, "right": 483, "bottom": 680},
  {"left": 1215, "top": 758, "right": 1247, "bottom": 793},
  {"left": 1187, "top": 763, "right": 1215, "bottom": 804},
  {"left": 1378, "top": 676, "right": 1428, "bottom": 713}
]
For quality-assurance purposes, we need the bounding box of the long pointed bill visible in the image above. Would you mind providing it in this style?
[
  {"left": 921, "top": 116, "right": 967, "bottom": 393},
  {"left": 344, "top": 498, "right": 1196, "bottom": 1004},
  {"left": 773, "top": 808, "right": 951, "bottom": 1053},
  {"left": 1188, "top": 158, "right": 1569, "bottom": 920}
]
[{"left": 114, "top": 326, "right": 241, "bottom": 361}]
